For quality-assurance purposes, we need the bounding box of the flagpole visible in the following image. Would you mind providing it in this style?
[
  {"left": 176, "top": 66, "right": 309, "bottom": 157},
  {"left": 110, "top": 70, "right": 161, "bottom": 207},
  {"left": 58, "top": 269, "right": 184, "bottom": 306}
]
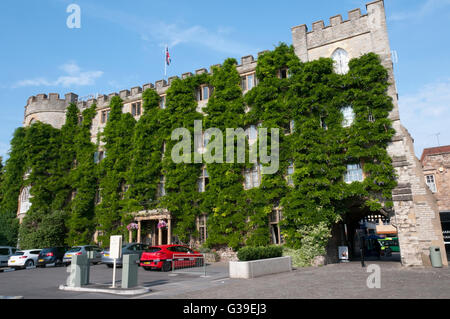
[{"left": 164, "top": 44, "right": 167, "bottom": 79}]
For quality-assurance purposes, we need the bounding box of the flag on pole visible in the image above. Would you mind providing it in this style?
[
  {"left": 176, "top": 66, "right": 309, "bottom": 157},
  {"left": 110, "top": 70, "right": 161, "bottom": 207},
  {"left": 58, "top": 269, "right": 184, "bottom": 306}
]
[
  {"left": 165, "top": 46, "right": 171, "bottom": 66},
  {"left": 164, "top": 45, "right": 171, "bottom": 77}
]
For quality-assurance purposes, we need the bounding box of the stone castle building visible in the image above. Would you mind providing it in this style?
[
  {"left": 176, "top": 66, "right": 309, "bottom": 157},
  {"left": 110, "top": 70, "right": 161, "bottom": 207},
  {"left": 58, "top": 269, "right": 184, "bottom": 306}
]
[{"left": 19, "top": 0, "right": 447, "bottom": 267}]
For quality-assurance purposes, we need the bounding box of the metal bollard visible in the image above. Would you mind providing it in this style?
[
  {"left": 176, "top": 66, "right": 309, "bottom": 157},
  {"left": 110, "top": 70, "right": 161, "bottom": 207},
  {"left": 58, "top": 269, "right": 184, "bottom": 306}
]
[
  {"left": 70, "top": 254, "right": 90, "bottom": 287},
  {"left": 122, "top": 254, "right": 139, "bottom": 288}
]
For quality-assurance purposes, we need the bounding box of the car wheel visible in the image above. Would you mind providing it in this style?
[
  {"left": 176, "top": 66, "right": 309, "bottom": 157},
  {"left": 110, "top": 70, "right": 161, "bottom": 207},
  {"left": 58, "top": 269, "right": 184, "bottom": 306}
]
[
  {"left": 161, "top": 261, "right": 171, "bottom": 272},
  {"left": 143, "top": 266, "right": 151, "bottom": 271},
  {"left": 25, "top": 260, "right": 34, "bottom": 268},
  {"left": 106, "top": 264, "right": 113, "bottom": 268}
]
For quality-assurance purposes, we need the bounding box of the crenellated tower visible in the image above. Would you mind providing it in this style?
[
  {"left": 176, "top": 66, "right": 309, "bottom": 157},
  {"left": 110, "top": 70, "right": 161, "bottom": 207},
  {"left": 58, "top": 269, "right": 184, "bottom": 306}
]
[
  {"left": 24, "top": 93, "right": 78, "bottom": 129},
  {"left": 291, "top": 0, "right": 447, "bottom": 267}
]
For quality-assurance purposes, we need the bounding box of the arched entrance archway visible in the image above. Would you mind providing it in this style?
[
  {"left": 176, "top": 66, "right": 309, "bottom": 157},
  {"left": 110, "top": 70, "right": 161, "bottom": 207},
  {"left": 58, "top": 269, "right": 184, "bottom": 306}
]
[{"left": 327, "top": 201, "right": 401, "bottom": 264}]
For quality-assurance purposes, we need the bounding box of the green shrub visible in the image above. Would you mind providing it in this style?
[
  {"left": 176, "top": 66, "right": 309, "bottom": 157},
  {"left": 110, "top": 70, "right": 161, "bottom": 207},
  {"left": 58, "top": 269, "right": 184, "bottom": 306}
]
[
  {"left": 237, "top": 245, "right": 283, "bottom": 261},
  {"left": 282, "top": 222, "right": 332, "bottom": 267}
]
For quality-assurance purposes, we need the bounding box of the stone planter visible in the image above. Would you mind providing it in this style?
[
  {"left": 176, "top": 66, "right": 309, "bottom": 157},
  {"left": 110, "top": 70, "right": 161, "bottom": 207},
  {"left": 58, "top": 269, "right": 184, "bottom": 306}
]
[{"left": 229, "top": 256, "right": 292, "bottom": 279}]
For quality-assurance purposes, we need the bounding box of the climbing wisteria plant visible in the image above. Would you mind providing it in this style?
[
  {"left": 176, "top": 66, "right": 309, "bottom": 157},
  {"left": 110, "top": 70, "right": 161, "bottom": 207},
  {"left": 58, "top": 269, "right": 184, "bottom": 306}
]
[{"left": 0, "top": 43, "right": 396, "bottom": 264}]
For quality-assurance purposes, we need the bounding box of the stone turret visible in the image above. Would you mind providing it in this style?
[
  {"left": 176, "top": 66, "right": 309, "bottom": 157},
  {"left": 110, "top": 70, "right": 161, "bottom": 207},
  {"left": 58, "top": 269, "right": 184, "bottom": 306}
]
[{"left": 24, "top": 93, "right": 78, "bottom": 128}]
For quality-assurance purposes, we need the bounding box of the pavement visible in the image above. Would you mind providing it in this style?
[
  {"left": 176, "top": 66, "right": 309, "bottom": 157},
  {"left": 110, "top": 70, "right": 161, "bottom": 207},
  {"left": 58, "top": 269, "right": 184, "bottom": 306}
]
[
  {"left": 173, "top": 260, "right": 450, "bottom": 299},
  {"left": 1, "top": 258, "right": 449, "bottom": 299},
  {"left": 0, "top": 262, "right": 229, "bottom": 299}
]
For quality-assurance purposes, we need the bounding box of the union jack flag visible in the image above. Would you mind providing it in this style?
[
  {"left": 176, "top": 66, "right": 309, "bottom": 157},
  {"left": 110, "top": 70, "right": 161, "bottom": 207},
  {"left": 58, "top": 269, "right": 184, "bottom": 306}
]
[{"left": 165, "top": 46, "right": 171, "bottom": 66}]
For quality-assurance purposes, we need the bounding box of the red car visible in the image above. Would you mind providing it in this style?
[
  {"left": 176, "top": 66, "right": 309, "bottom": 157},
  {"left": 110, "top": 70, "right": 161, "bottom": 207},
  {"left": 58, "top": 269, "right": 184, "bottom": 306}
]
[{"left": 140, "top": 245, "right": 203, "bottom": 271}]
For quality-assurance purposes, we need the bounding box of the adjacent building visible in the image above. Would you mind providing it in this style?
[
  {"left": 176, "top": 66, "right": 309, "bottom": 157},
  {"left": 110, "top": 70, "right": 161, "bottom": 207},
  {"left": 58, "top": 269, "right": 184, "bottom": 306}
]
[{"left": 421, "top": 145, "right": 450, "bottom": 258}]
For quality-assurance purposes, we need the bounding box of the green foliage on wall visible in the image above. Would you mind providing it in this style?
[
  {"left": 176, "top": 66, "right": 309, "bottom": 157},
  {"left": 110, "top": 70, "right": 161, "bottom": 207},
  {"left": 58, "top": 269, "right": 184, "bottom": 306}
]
[
  {"left": 201, "top": 58, "right": 250, "bottom": 249},
  {"left": 160, "top": 74, "right": 207, "bottom": 243},
  {"left": 0, "top": 128, "right": 27, "bottom": 246},
  {"left": 96, "top": 96, "right": 136, "bottom": 247},
  {"left": 18, "top": 121, "right": 68, "bottom": 249},
  {"left": 0, "top": 43, "right": 396, "bottom": 258},
  {"left": 66, "top": 103, "right": 98, "bottom": 246}
]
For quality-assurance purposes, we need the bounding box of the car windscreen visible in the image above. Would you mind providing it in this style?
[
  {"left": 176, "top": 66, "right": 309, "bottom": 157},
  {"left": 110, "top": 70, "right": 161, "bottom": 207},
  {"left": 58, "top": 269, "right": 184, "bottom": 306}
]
[
  {"left": 12, "top": 251, "right": 24, "bottom": 256},
  {"left": 145, "top": 247, "right": 162, "bottom": 253},
  {"left": 67, "top": 247, "right": 82, "bottom": 253}
]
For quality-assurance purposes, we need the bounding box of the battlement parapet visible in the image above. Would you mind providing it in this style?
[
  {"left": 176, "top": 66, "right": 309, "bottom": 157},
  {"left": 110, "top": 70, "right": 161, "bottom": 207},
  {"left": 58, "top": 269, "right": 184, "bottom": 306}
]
[
  {"left": 25, "top": 93, "right": 75, "bottom": 116},
  {"left": 182, "top": 72, "right": 193, "bottom": 79},
  {"left": 168, "top": 76, "right": 179, "bottom": 86},
  {"left": 143, "top": 83, "right": 154, "bottom": 91},
  {"left": 291, "top": 0, "right": 387, "bottom": 61}
]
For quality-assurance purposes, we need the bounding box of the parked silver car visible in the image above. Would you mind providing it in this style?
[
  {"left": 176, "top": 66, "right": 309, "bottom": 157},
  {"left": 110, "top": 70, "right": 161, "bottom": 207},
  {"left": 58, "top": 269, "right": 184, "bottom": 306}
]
[
  {"left": 0, "top": 246, "right": 17, "bottom": 267},
  {"left": 101, "top": 243, "right": 149, "bottom": 267},
  {"left": 63, "top": 245, "right": 103, "bottom": 266}
]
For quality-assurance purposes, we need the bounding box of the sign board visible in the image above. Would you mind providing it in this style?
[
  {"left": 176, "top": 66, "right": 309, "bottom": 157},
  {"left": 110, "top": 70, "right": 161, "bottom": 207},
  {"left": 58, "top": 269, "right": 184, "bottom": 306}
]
[
  {"left": 338, "top": 246, "right": 349, "bottom": 261},
  {"left": 110, "top": 235, "right": 122, "bottom": 259}
]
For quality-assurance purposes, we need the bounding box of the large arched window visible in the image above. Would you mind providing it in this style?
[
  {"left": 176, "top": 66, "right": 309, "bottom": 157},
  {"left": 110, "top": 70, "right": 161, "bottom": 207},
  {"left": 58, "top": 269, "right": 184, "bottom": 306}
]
[
  {"left": 332, "top": 48, "right": 349, "bottom": 75},
  {"left": 19, "top": 186, "right": 31, "bottom": 215}
]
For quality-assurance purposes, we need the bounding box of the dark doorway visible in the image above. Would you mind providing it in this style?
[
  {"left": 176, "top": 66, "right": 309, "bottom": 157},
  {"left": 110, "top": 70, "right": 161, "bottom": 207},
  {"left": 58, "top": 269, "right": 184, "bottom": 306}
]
[{"left": 329, "top": 203, "right": 401, "bottom": 264}]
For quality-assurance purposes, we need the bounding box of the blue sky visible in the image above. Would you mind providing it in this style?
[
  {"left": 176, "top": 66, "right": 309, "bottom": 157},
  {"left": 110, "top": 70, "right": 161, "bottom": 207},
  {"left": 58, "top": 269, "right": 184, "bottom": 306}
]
[{"left": 0, "top": 0, "right": 449, "bottom": 161}]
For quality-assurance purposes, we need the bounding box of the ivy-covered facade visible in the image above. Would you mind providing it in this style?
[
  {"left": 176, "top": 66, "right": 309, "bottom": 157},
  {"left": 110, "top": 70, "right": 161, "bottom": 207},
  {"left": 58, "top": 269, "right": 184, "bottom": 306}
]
[
  {"left": 3, "top": 1, "right": 446, "bottom": 267},
  {"left": 1, "top": 43, "right": 398, "bottom": 264}
]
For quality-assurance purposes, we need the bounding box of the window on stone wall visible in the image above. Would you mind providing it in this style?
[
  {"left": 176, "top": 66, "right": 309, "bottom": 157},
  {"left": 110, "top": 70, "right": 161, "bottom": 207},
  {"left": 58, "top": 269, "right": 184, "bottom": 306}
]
[
  {"left": 270, "top": 208, "right": 284, "bottom": 245},
  {"left": 197, "top": 85, "right": 211, "bottom": 101},
  {"left": 241, "top": 73, "right": 256, "bottom": 92},
  {"left": 157, "top": 175, "right": 166, "bottom": 198},
  {"left": 278, "top": 68, "right": 289, "bottom": 79},
  {"left": 94, "top": 151, "right": 105, "bottom": 163},
  {"left": 160, "top": 95, "right": 166, "bottom": 109},
  {"left": 368, "top": 110, "right": 375, "bottom": 123},
  {"left": 94, "top": 189, "right": 102, "bottom": 205},
  {"left": 341, "top": 105, "right": 355, "bottom": 127},
  {"left": 320, "top": 117, "right": 328, "bottom": 130},
  {"left": 197, "top": 167, "right": 209, "bottom": 193},
  {"left": 425, "top": 175, "right": 437, "bottom": 193},
  {"left": 246, "top": 124, "right": 260, "bottom": 145},
  {"left": 131, "top": 102, "right": 142, "bottom": 117},
  {"left": 19, "top": 186, "right": 32, "bottom": 215},
  {"left": 344, "top": 163, "right": 364, "bottom": 183},
  {"left": 332, "top": 48, "right": 350, "bottom": 75},
  {"left": 244, "top": 164, "right": 262, "bottom": 190},
  {"left": 101, "top": 110, "right": 110, "bottom": 124},
  {"left": 286, "top": 161, "right": 294, "bottom": 187},
  {"left": 197, "top": 214, "right": 208, "bottom": 244}
]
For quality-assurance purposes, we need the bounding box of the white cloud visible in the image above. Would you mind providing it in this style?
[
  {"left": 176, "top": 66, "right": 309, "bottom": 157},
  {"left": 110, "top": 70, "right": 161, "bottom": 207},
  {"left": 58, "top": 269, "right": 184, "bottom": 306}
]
[
  {"left": 389, "top": 0, "right": 450, "bottom": 21},
  {"left": 12, "top": 62, "right": 103, "bottom": 88},
  {"left": 399, "top": 78, "right": 450, "bottom": 156},
  {"left": 80, "top": 3, "right": 255, "bottom": 56},
  {"left": 150, "top": 22, "right": 253, "bottom": 55}
]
